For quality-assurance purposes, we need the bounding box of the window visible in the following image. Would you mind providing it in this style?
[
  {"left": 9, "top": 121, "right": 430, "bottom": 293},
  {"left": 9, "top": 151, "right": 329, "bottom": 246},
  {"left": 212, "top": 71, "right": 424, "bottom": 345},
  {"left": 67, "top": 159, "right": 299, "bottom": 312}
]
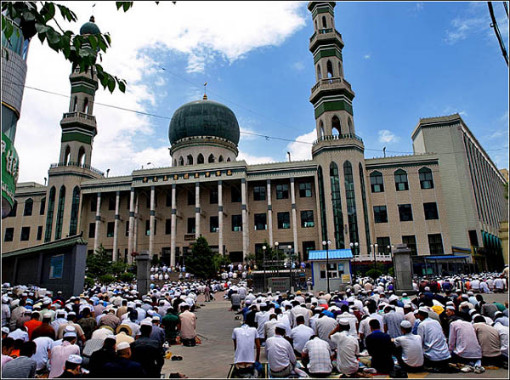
[
  {"left": 320, "top": 263, "right": 339, "bottom": 279},
  {"left": 165, "top": 219, "right": 172, "bottom": 235},
  {"left": 208, "top": 154, "right": 215, "bottom": 163},
  {"left": 302, "top": 241, "right": 315, "bottom": 261},
  {"left": 188, "top": 189, "right": 195, "bottom": 205},
  {"left": 78, "top": 146, "right": 86, "bottom": 166},
  {"left": 301, "top": 210, "right": 314, "bottom": 228},
  {"left": 254, "top": 213, "right": 267, "bottom": 231},
  {"left": 44, "top": 187, "right": 56, "bottom": 242},
  {"left": 277, "top": 212, "right": 290, "bottom": 229},
  {"left": 91, "top": 198, "right": 97, "bottom": 212},
  {"left": 40, "top": 197, "right": 46, "bottom": 215},
  {"left": 423, "top": 202, "right": 439, "bottom": 220},
  {"left": 107, "top": 222, "right": 115, "bottom": 237},
  {"left": 394, "top": 169, "right": 409, "bottom": 191},
  {"left": 187, "top": 218, "right": 196, "bottom": 234},
  {"left": 4, "top": 228, "right": 14, "bottom": 242},
  {"left": 428, "top": 234, "right": 444, "bottom": 255},
  {"left": 344, "top": 161, "right": 359, "bottom": 248},
  {"left": 276, "top": 184, "right": 289, "bottom": 199},
  {"left": 145, "top": 220, "right": 155, "bottom": 236},
  {"left": 187, "top": 155, "right": 193, "bottom": 165},
  {"left": 376, "top": 237, "right": 391, "bottom": 255},
  {"left": 69, "top": 187, "right": 80, "bottom": 236},
  {"left": 24, "top": 198, "right": 33, "bottom": 216},
  {"left": 89, "top": 223, "right": 95, "bottom": 238},
  {"left": 398, "top": 204, "right": 413, "bottom": 222},
  {"left": 54, "top": 186, "right": 66, "bottom": 239},
  {"left": 468, "top": 230, "right": 479, "bottom": 247},
  {"left": 108, "top": 196, "right": 115, "bottom": 210},
  {"left": 419, "top": 167, "right": 434, "bottom": 189},
  {"left": 373, "top": 206, "right": 388, "bottom": 223},
  {"left": 402, "top": 235, "right": 417, "bottom": 255},
  {"left": 253, "top": 186, "right": 266, "bottom": 201},
  {"left": 210, "top": 216, "right": 219, "bottom": 233},
  {"left": 370, "top": 171, "right": 384, "bottom": 193},
  {"left": 330, "top": 162, "right": 343, "bottom": 248},
  {"left": 125, "top": 221, "right": 130, "bottom": 237},
  {"left": 299, "top": 182, "right": 312, "bottom": 198},
  {"left": 179, "top": 156, "right": 184, "bottom": 166},
  {"left": 231, "top": 187, "right": 241, "bottom": 203},
  {"left": 232, "top": 215, "right": 242, "bottom": 232},
  {"left": 197, "top": 154, "right": 204, "bottom": 164},
  {"left": 210, "top": 189, "right": 218, "bottom": 204},
  {"left": 9, "top": 202, "right": 17, "bottom": 217},
  {"left": 20, "top": 227, "right": 30, "bottom": 241},
  {"left": 166, "top": 192, "right": 172, "bottom": 207},
  {"left": 332, "top": 116, "right": 340, "bottom": 135},
  {"left": 37, "top": 226, "right": 43, "bottom": 241}
]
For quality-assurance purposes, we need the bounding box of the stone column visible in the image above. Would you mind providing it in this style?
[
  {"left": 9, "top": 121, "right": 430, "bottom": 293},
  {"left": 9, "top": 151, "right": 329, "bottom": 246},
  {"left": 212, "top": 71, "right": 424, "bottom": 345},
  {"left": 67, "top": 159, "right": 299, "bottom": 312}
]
[
  {"left": 290, "top": 178, "right": 299, "bottom": 260},
  {"left": 113, "top": 191, "right": 120, "bottom": 261},
  {"left": 128, "top": 188, "right": 135, "bottom": 263},
  {"left": 241, "top": 179, "right": 249, "bottom": 260},
  {"left": 218, "top": 180, "right": 223, "bottom": 255},
  {"left": 393, "top": 244, "right": 414, "bottom": 294},
  {"left": 267, "top": 179, "right": 273, "bottom": 247},
  {"left": 133, "top": 194, "right": 139, "bottom": 258},
  {"left": 149, "top": 186, "right": 156, "bottom": 258},
  {"left": 93, "top": 192, "right": 101, "bottom": 252},
  {"left": 136, "top": 251, "right": 151, "bottom": 297},
  {"left": 195, "top": 182, "right": 201, "bottom": 237},
  {"left": 170, "top": 184, "right": 177, "bottom": 267}
]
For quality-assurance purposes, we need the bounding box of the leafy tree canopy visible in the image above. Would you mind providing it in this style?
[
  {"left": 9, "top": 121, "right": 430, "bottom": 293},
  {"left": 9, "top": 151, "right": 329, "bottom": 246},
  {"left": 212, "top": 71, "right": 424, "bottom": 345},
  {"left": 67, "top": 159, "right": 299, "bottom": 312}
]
[{"left": 186, "top": 236, "right": 221, "bottom": 280}]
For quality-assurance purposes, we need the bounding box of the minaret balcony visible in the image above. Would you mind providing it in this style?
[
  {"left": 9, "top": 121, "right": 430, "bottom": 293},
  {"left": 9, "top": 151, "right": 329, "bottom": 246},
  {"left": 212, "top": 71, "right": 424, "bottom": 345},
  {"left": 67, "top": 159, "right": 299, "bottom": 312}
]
[
  {"left": 49, "top": 161, "right": 104, "bottom": 178},
  {"left": 312, "top": 134, "right": 364, "bottom": 157},
  {"left": 310, "top": 77, "right": 354, "bottom": 103},
  {"left": 309, "top": 28, "right": 344, "bottom": 52},
  {"left": 61, "top": 112, "right": 97, "bottom": 128}
]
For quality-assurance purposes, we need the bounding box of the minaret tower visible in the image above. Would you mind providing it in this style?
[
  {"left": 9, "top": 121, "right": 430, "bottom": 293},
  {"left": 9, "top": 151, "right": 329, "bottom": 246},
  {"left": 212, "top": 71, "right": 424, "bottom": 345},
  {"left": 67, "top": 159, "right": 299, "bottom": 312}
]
[
  {"left": 308, "top": 2, "right": 373, "bottom": 256},
  {"left": 44, "top": 17, "right": 104, "bottom": 242}
]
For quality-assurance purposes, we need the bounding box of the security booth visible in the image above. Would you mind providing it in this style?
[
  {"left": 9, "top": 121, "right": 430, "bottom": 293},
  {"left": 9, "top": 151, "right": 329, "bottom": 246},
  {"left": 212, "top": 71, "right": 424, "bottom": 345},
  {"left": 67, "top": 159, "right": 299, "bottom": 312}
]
[{"left": 308, "top": 249, "right": 353, "bottom": 292}]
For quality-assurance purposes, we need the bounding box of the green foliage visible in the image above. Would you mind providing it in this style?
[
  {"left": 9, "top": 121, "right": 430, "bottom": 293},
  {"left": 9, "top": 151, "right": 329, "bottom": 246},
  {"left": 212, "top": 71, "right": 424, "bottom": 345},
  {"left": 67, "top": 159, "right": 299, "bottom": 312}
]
[
  {"left": 86, "top": 244, "right": 111, "bottom": 278},
  {"left": 99, "top": 274, "right": 116, "bottom": 285},
  {"left": 388, "top": 266, "right": 394, "bottom": 277},
  {"left": 151, "top": 255, "right": 160, "bottom": 267},
  {"left": 119, "top": 272, "right": 135, "bottom": 283},
  {"left": 84, "top": 277, "right": 94, "bottom": 289},
  {"left": 186, "top": 236, "right": 219, "bottom": 280},
  {"left": 366, "top": 268, "right": 382, "bottom": 280}
]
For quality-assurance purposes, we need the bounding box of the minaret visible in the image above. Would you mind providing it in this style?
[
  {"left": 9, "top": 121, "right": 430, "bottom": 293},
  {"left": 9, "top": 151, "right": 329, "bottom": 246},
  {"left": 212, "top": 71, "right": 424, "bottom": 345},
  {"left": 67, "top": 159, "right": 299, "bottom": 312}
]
[
  {"left": 44, "top": 17, "right": 103, "bottom": 242},
  {"left": 308, "top": 2, "right": 373, "bottom": 256}
]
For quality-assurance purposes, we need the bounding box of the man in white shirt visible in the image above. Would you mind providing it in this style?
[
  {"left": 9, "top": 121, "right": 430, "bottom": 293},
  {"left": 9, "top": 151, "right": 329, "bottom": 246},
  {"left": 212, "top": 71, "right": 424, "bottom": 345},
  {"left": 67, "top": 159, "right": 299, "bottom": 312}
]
[
  {"left": 32, "top": 336, "right": 54, "bottom": 374},
  {"left": 314, "top": 313, "right": 338, "bottom": 349},
  {"left": 232, "top": 323, "right": 260, "bottom": 375},
  {"left": 254, "top": 304, "right": 270, "bottom": 342},
  {"left": 394, "top": 320, "right": 424, "bottom": 372},
  {"left": 289, "top": 316, "right": 314, "bottom": 356},
  {"left": 330, "top": 319, "right": 359, "bottom": 376},
  {"left": 302, "top": 335, "right": 333, "bottom": 377},
  {"left": 266, "top": 324, "right": 296, "bottom": 377},
  {"left": 264, "top": 314, "right": 279, "bottom": 340}
]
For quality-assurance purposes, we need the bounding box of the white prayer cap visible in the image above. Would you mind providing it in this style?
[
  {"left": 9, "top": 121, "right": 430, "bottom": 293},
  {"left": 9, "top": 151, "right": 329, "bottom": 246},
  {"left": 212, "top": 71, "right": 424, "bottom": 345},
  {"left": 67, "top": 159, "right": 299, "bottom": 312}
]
[
  {"left": 64, "top": 331, "right": 77, "bottom": 338},
  {"left": 43, "top": 313, "right": 52, "bottom": 318},
  {"left": 389, "top": 295, "right": 399, "bottom": 302},
  {"left": 402, "top": 293, "right": 408, "bottom": 297},
  {"left": 140, "top": 319, "right": 152, "bottom": 326},
  {"left": 424, "top": 287, "right": 430, "bottom": 291},
  {"left": 338, "top": 318, "right": 350, "bottom": 326},
  {"left": 418, "top": 307, "right": 429, "bottom": 314},
  {"left": 460, "top": 301, "right": 470, "bottom": 308},
  {"left": 275, "top": 323, "right": 286, "bottom": 330},
  {"left": 152, "top": 316, "right": 160, "bottom": 322},
  {"left": 400, "top": 320, "right": 412, "bottom": 329},
  {"left": 2, "top": 327, "right": 10, "bottom": 334},
  {"left": 446, "top": 306, "right": 455, "bottom": 311},
  {"left": 67, "top": 354, "right": 82, "bottom": 364},
  {"left": 116, "top": 341, "right": 131, "bottom": 351}
]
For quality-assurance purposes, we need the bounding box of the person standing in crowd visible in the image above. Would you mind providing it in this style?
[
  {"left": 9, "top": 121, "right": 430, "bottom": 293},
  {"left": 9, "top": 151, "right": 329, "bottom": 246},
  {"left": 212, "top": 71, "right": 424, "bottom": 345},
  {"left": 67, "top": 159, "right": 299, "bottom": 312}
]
[
  {"left": 32, "top": 313, "right": 56, "bottom": 340},
  {"left": 77, "top": 307, "right": 97, "bottom": 340},
  {"left": 265, "top": 324, "right": 296, "bottom": 378},
  {"left": 24, "top": 311, "right": 42, "bottom": 340},
  {"left": 383, "top": 305, "right": 404, "bottom": 338},
  {"left": 32, "top": 335, "right": 54, "bottom": 376},
  {"left": 149, "top": 316, "right": 166, "bottom": 348},
  {"left": 329, "top": 319, "right": 360, "bottom": 377},
  {"left": 1, "top": 341, "right": 37, "bottom": 378}
]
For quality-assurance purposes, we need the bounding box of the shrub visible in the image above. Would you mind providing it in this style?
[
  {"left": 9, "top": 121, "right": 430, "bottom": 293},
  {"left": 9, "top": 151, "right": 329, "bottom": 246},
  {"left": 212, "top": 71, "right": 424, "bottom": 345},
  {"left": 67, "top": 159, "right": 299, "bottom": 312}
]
[
  {"left": 366, "top": 268, "right": 382, "bottom": 280},
  {"left": 119, "top": 272, "right": 135, "bottom": 283},
  {"left": 99, "top": 274, "right": 116, "bottom": 285},
  {"left": 84, "top": 277, "right": 95, "bottom": 289}
]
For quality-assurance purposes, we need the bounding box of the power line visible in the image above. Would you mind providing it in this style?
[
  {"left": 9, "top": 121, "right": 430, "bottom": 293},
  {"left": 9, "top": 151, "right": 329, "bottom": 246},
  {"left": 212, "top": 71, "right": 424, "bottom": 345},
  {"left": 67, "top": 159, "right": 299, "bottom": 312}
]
[{"left": 488, "top": 1, "right": 509, "bottom": 66}]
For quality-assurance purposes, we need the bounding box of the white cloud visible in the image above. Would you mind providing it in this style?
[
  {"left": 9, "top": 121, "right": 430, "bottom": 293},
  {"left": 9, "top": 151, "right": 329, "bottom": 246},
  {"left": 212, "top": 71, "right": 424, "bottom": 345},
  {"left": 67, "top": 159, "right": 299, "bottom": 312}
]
[
  {"left": 487, "top": 129, "right": 508, "bottom": 140},
  {"left": 237, "top": 151, "right": 276, "bottom": 165},
  {"left": 415, "top": 3, "right": 424, "bottom": 11},
  {"left": 363, "top": 54, "right": 371, "bottom": 60},
  {"left": 16, "top": 1, "right": 307, "bottom": 182},
  {"left": 287, "top": 129, "right": 316, "bottom": 161},
  {"left": 378, "top": 130, "right": 400, "bottom": 144},
  {"left": 292, "top": 61, "right": 306, "bottom": 71}
]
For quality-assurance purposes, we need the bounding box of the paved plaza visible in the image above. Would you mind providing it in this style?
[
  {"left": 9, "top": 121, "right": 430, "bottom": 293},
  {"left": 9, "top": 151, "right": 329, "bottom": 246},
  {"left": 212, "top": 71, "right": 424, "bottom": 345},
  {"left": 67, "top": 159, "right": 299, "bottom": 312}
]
[{"left": 161, "top": 291, "right": 509, "bottom": 379}]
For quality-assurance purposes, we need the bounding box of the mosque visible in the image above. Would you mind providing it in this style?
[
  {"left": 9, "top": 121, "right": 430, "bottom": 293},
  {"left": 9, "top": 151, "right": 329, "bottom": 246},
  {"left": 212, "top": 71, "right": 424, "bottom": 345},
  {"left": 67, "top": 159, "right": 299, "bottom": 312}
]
[{"left": 2, "top": 2, "right": 507, "bottom": 276}]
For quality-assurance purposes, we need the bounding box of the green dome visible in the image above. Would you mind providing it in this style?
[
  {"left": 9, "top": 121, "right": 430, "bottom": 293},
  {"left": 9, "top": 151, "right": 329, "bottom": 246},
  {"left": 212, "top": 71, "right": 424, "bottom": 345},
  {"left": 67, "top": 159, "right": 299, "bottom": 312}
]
[
  {"left": 80, "top": 16, "right": 100, "bottom": 35},
  {"left": 169, "top": 99, "right": 240, "bottom": 145}
]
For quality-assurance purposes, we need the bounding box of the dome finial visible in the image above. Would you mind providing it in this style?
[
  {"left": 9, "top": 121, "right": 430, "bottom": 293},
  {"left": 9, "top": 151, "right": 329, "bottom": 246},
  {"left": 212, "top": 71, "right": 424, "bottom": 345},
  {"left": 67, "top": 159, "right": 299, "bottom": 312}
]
[
  {"left": 203, "top": 81, "right": 208, "bottom": 100},
  {"left": 89, "top": 15, "right": 95, "bottom": 23}
]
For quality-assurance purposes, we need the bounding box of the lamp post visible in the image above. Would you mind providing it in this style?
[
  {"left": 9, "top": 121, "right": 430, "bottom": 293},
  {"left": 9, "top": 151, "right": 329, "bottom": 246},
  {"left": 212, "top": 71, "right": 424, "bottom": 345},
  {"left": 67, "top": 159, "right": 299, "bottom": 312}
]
[
  {"left": 262, "top": 245, "right": 267, "bottom": 292},
  {"left": 275, "top": 242, "right": 279, "bottom": 276},
  {"left": 349, "top": 242, "right": 359, "bottom": 256},
  {"left": 322, "top": 240, "right": 331, "bottom": 294},
  {"left": 288, "top": 245, "right": 293, "bottom": 291},
  {"left": 374, "top": 243, "right": 379, "bottom": 270}
]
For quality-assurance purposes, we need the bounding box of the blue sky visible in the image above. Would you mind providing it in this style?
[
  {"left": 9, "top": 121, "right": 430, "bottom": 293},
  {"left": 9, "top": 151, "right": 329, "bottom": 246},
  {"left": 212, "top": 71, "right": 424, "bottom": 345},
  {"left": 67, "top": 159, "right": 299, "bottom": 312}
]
[{"left": 16, "top": 1, "right": 509, "bottom": 183}]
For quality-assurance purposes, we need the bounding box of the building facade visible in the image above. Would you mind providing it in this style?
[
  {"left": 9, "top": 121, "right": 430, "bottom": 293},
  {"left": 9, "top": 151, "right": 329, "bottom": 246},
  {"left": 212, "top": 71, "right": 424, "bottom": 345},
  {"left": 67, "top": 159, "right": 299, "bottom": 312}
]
[{"left": 2, "top": 3, "right": 508, "bottom": 273}]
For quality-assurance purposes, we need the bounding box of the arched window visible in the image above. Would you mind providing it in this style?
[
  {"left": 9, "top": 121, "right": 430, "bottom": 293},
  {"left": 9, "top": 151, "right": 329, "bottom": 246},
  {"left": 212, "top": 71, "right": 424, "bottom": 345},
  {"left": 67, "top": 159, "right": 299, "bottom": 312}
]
[
  {"left": 419, "top": 167, "right": 434, "bottom": 189},
  {"left": 69, "top": 186, "right": 80, "bottom": 235},
  {"left": 187, "top": 155, "right": 193, "bottom": 165},
  {"left": 24, "top": 198, "right": 33, "bottom": 216},
  {"left": 317, "top": 64, "right": 322, "bottom": 80},
  {"left": 83, "top": 98, "right": 89, "bottom": 113},
  {"left": 394, "top": 169, "right": 409, "bottom": 191},
  {"left": 208, "top": 154, "right": 215, "bottom": 163},
  {"left": 78, "top": 146, "right": 86, "bottom": 166},
  {"left": 359, "top": 163, "right": 371, "bottom": 252},
  {"left": 40, "top": 197, "right": 46, "bottom": 215},
  {"left": 332, "top": 116, "right": 341, "bottom": 135},
  {"left": 326, "top": 60, "right": 333, "bottom": 78},
  {"left": 44, "top": 187, "right": 56, "bottom": 242},
  {"left": 319, "top": 120, "right": 325, "bottom": 138},
  {"left": 197, "top": 154, "right": 204, "bottom": 164},
  {"left": 64, "top": 146, "right": 71, "bottom": 165},
  {"left": 317, "top": 166, "right": 327, "bottom": 243},
  {"left": 370, "top": 171, "right": 384, "bottom": 193},
  {"left": 322, "top": 15, "right": 327, "bottom": 28},
  {"left": 173, "top": 159, "right": 177, "bottom": 166},
  {"left": 348, "top": 117, "right": 353, "bottom": 134},
  {"left": 54, "top": 185, "right": 66, "bottom": 239},
  {"left": 330, "top": 162, "right": 344, "bottom": 248},
  {"left": 343, "top": 161, "right": 359, "bottom": 247},
  {"left": 72, "top": 96, "right": 78, "bottom": 112},
  {"left": 338, "top": 62, "right": 343, "bottom": 77},
  {"left": 219, "top": 155, "right": 224, "bottom": 162},
  {"left": 227, "top": 157, "right": 231, "bottom": 162},
  {"left": 179, "top": 156, "right": 184, "bottom": 166}
]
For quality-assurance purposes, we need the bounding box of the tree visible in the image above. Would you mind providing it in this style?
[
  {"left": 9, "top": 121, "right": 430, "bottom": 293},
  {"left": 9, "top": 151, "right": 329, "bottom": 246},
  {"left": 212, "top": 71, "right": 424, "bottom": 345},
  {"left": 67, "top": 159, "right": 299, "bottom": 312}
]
[
  {"left": 1, "top": 2, "right": 164, "bottom": 93},
  {"left": 185, "top": 236, "right": 218, "bottom": 280}
]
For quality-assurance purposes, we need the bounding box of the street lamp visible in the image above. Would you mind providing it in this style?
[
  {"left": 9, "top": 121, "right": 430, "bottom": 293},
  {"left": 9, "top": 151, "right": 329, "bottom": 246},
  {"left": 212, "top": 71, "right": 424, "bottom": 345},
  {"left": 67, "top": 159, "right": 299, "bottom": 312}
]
[
  {"left": 275, "top": 242, "right": 279, "bottom": 276},
  {"left": 374, "top": 243, "right": 379, "bottom": 270},
  {"left": 288, "top": 245, "right": 293, "bottom": 290},
  {"left": 262, "top": 245, "right": 267, "bottom": 292},
  {"left": 322, "top": 240, "right": 331, "bottom": 294},
  {"left": 349, "top": 242, "right": 359, "bottom": 256}
]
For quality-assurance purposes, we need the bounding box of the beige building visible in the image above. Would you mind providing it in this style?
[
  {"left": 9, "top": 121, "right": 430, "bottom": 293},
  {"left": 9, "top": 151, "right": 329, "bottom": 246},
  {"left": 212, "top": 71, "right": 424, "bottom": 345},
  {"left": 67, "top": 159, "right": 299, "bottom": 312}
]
[{"left": 3, "top": 3, "right": 507, "bottom": 274}]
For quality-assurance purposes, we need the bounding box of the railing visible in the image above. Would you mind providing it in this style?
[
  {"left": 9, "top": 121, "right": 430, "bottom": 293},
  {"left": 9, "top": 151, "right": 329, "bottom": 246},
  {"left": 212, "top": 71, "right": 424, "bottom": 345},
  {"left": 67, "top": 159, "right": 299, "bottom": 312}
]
[
  {"left": 62, "top": 112, "right": 96, "bottom": 122},
  {"left": 310, "top": 29, "right": 342, "bottom": 42},
  {"left": 310, "top": 77, "right": 352, "bottom": 95},
  {"left": 313, "top": 133, "right": 363, "bottom": 145},
  {"left": 50, "top": 161, "right": 104, "bottom": 176}
]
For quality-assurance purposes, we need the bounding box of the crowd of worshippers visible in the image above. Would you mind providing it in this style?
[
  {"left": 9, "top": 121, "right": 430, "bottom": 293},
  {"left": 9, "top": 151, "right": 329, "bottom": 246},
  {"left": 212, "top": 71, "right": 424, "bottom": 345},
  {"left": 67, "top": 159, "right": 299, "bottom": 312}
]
[
  {"left": 230, "top": 282, "right": 508, "bottom": 378},
  {"left": 0, "top": 281, "right": 215, "bottom": 378}
]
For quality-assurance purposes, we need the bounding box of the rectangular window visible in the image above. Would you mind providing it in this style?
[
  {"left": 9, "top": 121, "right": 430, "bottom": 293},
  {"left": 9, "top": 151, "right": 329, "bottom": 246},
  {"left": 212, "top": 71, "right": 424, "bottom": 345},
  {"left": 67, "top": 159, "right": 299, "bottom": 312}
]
[
  {"left": 302, "top": 241, "right": 315, "bottom": 261},
  {"left": 423, "top": 202, "right": 439, "bottom": 220},
  {"left": 37, "top": 226, "right": 43, "bottom": 241},
  {"left": 277, "top": 212, "right": 290, "bottom": 229},
  {"left": 300, "top": 210, "right": 314, "bottom": 228},
  {"left": 166, "top": 219, "right": 172, "bottom": 235},
  {"left": 299, "top": 182, "right": 312, "bottom": 198},
  {"left": 468, "top": 230, "right": 479, "bottom": 247},
  {"left": 232, "top": 215, "right": 242, "bottom": 231},
  {"left": 146, "top": 195, "right": 151, "bottom": 209},
  {"left": 187, "top": 218, "right": 196, "bottom": 234},
  {"left": 320, "top": 263, "right": 339, "bottom": 279},
  {"left": 166, "top": 192, "right": 172, "bottom": 207},
  {"left": 40, "top": 198, "right": 46, "bottom": 215},
  {"left": 376, "top": 236, "right": 391, "bottom": 255},
  {"left": 107, "top": 222, "right": 115, "bottom": 237},
  {"left": 231, "top": 187, "right": 241, "bottom": 203},
  {"left": 253, "top": 186, "right": 266, "bottom": 201},
  {"left": 188, "top": 189, "right": 195, "bottom": 205},
  {"left": 4, "top": 228, "right": 14, "bottom": 242},
  {"left": 254, "top": 213, "right": 267, "bottom": 230},
  {"left": 428, "top": 234, "right": 444, "bottom": 255},
  {"left": 419, "top": 170, "right": 434, "bottom": 189},
  {"left": 276, "top": 184, "right": 289, "bottom": 200},
  {"left": 108, "top": 197, "right": 115, "bottom": 210},
  {"left": 23, "top": 200, "right": 33, "bottom": 216},
  {"left": 402, "top": 235, "right": 417, "bottom": 255},
  {"left": 370, "top": 174, "right": 384, "bottom": 193},
  {"left": 395, "top": 171, "right": 409, "bottom": 191},
  {"left": 398, "top": 204, "right": 413, "bottom": 222},
  {"left": 210, "top": 216, "right": 219, "bottom": 232},
  {"left": 146, "top": 220, "right": 150, "bottom": 236},
  {"left": 125, "top": 220, "right": 130, "bottom": 236},
  {"left": 89, "top": 223, "right": 95, "bottom": 238},
  {"left": 90, "top": 199, "right": 97, "bottom": 212},
  {"left": 373, "top": 205, "right": 388, "bottom": 223},
  {"left": 210, "top": 189, "right": 218, "bottom": 204}
]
